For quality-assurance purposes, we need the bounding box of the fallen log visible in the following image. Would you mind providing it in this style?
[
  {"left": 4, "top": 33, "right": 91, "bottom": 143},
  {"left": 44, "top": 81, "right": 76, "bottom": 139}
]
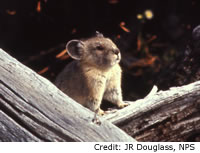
[
  {"left": 1, "top": 48, "right": 200, "bottom": 142},
  {"left": 104, "top": 83, "right": 200, "bottom": 141},
  {"left": 0, "top": 48, "right": 135, "bottom": 142}
]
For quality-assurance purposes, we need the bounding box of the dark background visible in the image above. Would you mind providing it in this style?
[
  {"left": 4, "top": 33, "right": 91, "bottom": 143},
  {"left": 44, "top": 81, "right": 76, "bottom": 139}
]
[{"left": 0, "top": 0, "right": 200, "bottom": 100}]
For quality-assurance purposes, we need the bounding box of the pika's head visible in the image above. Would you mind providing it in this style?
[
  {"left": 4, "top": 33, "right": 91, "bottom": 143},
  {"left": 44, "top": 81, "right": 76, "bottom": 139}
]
[{"left": 66, "top": 32, "right": 121, "bottom": 69}]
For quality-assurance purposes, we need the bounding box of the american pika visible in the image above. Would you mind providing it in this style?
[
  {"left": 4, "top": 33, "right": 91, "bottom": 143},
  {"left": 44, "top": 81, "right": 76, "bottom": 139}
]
[{"left": 55, "top": 32, "right": 128, "bottom": 115}]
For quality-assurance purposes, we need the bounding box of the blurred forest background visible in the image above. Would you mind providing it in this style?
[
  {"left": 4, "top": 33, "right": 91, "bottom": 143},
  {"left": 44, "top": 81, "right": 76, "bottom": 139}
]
[{"left": 0, "top": 0, "right": 200, "bottom": 101}]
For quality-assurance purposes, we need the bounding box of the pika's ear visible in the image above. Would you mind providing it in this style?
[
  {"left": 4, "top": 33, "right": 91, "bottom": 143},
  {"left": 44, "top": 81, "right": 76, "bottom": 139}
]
[
  {"left": 96, "top": 31, "right": 104, "bottom": 38},
  {"left": 66, "top": 40, "right": 84, "bottom": 60}
]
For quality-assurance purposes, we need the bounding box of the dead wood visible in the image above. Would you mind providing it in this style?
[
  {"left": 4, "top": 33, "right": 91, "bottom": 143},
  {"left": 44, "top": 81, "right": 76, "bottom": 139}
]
[
  {"left": 0, "top": 48, "right": 135, "bottom": 142},
  {"left": 104, "top": 83, "right": 200, "bottom": 141},
  {"left": 1, "top": 47, "right": 200, "bottom": 142}
]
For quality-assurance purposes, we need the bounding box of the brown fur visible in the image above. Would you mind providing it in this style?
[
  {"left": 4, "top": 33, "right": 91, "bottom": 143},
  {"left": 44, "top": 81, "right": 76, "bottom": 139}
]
[{"left": 55, "top": 33, "right": 128, "bottom": 115}]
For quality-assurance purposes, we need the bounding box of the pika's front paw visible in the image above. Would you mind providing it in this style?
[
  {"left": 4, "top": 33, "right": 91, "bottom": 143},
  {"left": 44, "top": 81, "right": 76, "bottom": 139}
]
[
  {"left": 97, "top": 108, "right": 105, "bottom": 116},
  {"left": 117, "top": 101, "right": 130, "bottom": 108}
]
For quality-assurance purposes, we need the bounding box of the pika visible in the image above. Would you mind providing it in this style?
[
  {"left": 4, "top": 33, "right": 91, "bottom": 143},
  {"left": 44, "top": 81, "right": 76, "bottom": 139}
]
[{"left": 55, "top": 32, "right": 128, "bottom": 115}]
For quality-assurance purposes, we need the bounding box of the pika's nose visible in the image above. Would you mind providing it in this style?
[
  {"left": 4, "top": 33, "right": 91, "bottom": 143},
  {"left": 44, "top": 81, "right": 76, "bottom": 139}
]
[{"left": 113, "top": 49, "right": 120, "bottom": 55}]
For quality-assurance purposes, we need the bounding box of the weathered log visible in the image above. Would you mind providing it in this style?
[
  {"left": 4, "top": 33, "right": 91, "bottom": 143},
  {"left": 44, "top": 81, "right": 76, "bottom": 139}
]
[
  {"left": 1, "top": 47, "right": 200, "bottom": 142},
  {"left": 0, "top": 48, "right": 135, "bottom": 142},
  {"left": 104, "top": 83, "right": 200, "bottom": 141}
]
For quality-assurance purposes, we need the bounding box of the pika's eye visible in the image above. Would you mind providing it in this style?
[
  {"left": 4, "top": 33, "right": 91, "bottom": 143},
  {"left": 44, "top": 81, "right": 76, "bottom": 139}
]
[{"left": 96, "top": 45, "right": 104, "bottom": 51}]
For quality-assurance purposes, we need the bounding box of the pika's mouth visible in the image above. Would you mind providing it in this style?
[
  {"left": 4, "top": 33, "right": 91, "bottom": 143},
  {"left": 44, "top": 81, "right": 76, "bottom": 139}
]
[
  {"left": 104, "top": 54, "right": 121, "bottom": 67},
  {"left": 111, "top": 54, "right": 120, "bottom": 66},
  {"left": 116, "top": 54, "right": 121, "bottom": 62},
  {"left": 116, "top": 55, "right": 120, "bottom": 61}
]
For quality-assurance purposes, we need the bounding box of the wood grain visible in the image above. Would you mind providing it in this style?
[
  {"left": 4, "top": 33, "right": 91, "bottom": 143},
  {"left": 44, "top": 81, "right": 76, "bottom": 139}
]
[{"left": 0, "top": 49, "right": 135, "bottom": 142}]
